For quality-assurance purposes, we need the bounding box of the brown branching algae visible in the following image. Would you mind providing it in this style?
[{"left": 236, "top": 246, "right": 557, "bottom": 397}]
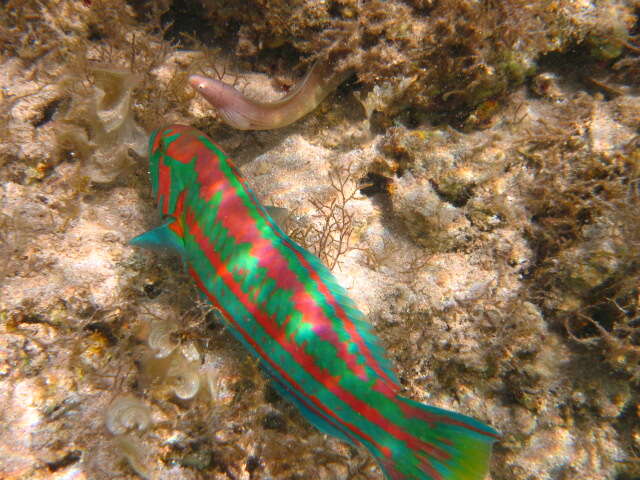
[{"left": 1, "top": 0, "right": 640, "bottom": 479}]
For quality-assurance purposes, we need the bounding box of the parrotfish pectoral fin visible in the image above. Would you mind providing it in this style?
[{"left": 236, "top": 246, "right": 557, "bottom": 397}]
[
  {"left": 130, "top": 219, "right": 186, "bottom": 258},
  {"left": 376, "top": 396, "right": 499, "bottom": 480}
]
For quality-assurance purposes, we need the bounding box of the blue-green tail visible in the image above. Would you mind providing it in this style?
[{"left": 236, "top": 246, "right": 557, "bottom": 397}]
[{"left": 373, "top": 396, "right": 499, "bottom": 480}]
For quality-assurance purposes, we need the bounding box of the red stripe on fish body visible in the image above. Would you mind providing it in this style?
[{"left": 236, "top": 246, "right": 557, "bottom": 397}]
[{"left": 136, "top": 125, "right": 499, "bottom": 480}]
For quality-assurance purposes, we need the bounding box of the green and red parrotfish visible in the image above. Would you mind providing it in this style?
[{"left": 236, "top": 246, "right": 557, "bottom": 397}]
[{"left": 131, "top": 125, "right": 499, "bottom": 480}]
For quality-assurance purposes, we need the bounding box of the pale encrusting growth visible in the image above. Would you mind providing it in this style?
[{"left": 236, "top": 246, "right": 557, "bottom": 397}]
[{"left": 105, "top": 395, "right": 151, "bottom": 435}]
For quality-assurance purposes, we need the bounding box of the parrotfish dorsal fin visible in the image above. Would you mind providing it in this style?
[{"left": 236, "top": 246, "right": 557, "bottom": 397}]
[{"left": 130, "top": 219, "right": 186, "bottom": 257}]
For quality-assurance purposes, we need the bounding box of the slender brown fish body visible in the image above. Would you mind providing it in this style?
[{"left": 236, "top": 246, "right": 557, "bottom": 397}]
[{"left": 189, "top": 62, "right": 349, "bottom": 130}]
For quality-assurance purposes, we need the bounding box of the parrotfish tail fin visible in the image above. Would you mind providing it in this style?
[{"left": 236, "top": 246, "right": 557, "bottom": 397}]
[{"left": 376, "top": 396, "right": 499, "bottom": 480}]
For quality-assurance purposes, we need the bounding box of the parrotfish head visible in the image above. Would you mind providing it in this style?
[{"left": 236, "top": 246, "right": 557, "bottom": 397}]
[
  {"left": 148, "top": 125, "right": 208, "bottom": 218},
  {"left": 131, "top": 124, "right": 208, "bottom": 257}
]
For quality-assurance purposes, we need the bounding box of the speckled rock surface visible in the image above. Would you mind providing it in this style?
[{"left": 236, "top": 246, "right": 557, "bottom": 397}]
[{"left": 1, "top": 1, "right": 639, "bottom": 479}]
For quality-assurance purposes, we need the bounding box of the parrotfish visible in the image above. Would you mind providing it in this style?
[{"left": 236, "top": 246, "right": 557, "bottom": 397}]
[{"left": 131, "top": 125, "right": 499, "bottom": 480}]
